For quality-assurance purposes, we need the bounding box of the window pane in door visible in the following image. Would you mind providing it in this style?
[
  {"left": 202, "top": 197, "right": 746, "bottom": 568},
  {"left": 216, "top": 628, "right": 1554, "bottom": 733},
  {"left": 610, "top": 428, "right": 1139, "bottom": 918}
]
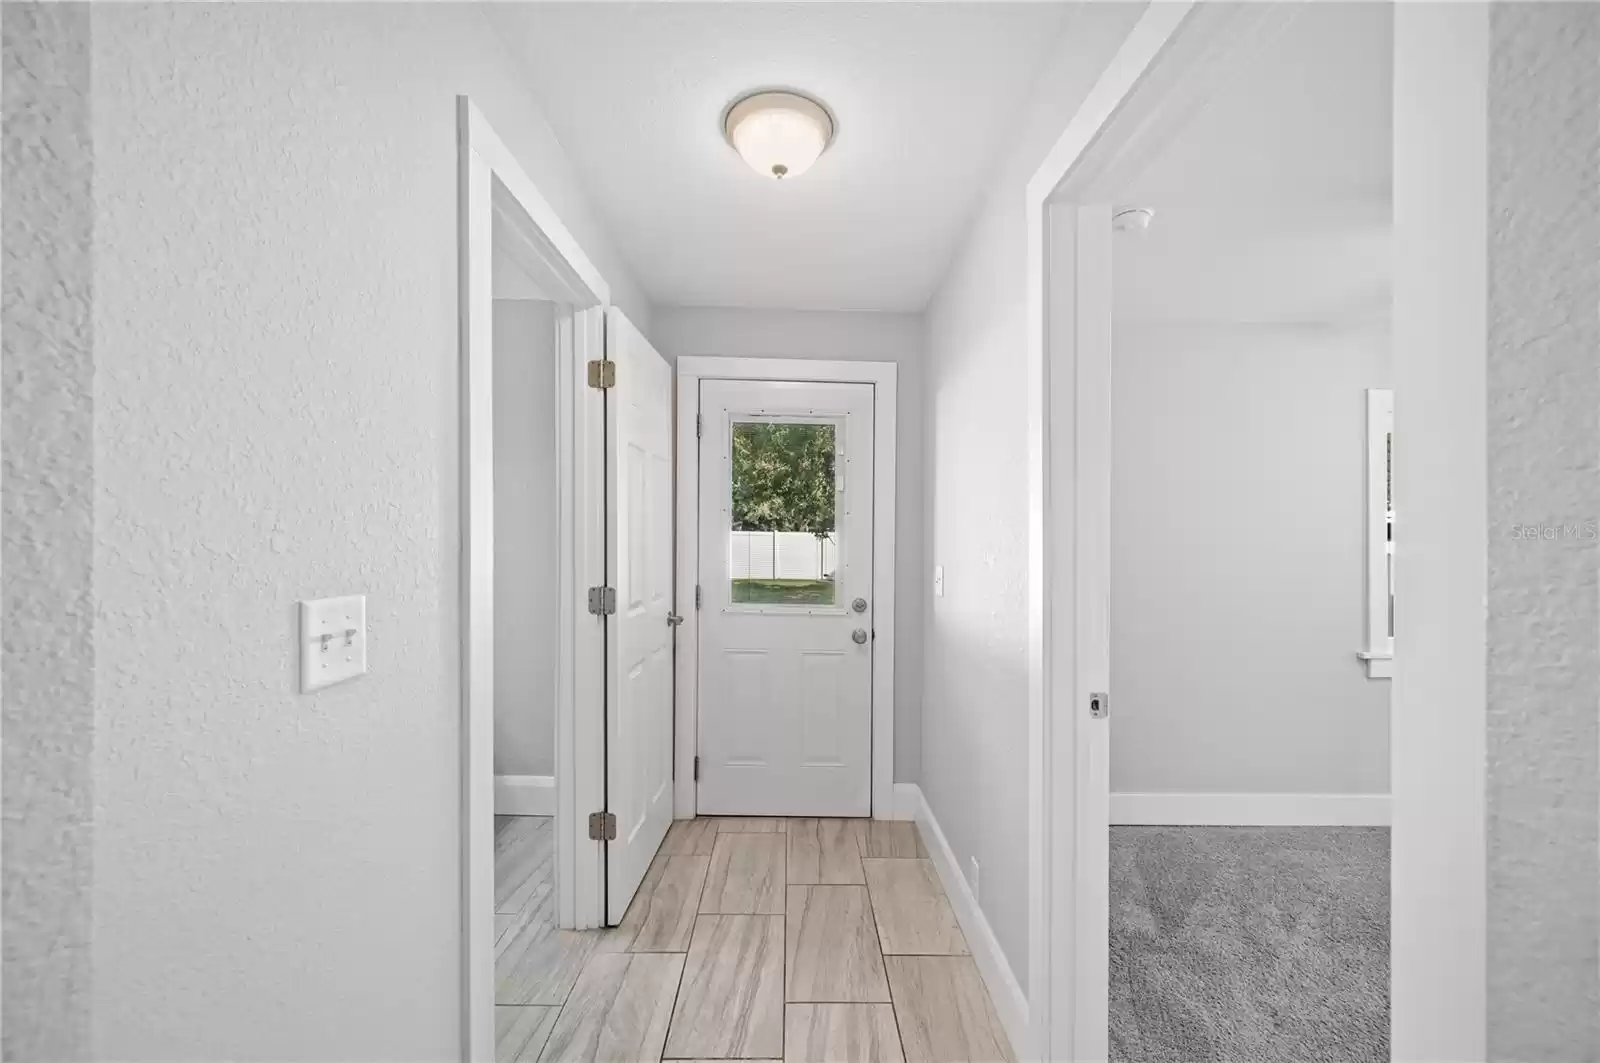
[{"left": 728, "top": 421, "right": 838, "bottom": 606}]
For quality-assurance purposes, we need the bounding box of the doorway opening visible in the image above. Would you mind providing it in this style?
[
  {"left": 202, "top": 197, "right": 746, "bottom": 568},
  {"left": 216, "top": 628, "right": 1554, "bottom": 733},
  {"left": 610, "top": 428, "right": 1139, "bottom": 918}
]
[
  {"left": 1028, "top": 3, "right": 1487, "bottom": 1061},
  {"left": 1100, "top": 5, "right": 1393, "bottom": 1058}
]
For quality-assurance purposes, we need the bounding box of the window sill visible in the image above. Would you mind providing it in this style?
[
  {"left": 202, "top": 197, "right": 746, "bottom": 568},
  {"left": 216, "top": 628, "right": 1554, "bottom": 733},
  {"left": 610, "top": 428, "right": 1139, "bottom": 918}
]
[{"left": 1357, "top": 651, "right": 1393, "bottom": 679}]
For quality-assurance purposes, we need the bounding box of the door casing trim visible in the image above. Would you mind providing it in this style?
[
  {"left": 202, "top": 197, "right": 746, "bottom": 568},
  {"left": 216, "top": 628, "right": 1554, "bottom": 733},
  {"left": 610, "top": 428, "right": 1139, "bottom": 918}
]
[
  {"left": 456, "top": 95, "right": 610, "bottom": 1063},
  {"left": 674, "top": 357, "right": 898, "bottom": 821}
]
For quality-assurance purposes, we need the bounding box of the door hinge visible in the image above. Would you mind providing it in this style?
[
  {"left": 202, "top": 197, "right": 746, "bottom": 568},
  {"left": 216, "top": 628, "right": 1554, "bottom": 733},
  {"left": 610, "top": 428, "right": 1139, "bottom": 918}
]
[
  {"left": 587, "top": 585, "right": 616, "bottom": 616},
  {"left": 588, "top": 811, "right": 617, "bottom": 841},
  {"left": 695, "top": 585, "right": 702, "bottom": 610},
  {"left": 696, "top": 413, "right": 703, "bottom": 438},
  {"left": 1089, "top": 691, "right": 1110, "bottom": 719},
  {"left": 693, "top": 755, "right": 701, "bottom": 782},
  {"left": 586, "top": 360, "right": 615, "bottom": 389}
]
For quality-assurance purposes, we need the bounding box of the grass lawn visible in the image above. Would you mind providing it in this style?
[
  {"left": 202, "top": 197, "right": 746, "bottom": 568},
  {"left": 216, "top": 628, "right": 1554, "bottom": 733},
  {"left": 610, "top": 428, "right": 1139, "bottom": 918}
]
[{"left": 731, "top": 578, "right": 835, "bottom": 605}]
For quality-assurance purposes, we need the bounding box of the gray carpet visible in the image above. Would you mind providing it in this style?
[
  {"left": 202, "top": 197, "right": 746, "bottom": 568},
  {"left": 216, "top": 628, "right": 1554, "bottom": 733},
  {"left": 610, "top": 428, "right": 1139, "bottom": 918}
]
[{"left": 1110, "top": 826, "right": 1390, "bottom": 1063}]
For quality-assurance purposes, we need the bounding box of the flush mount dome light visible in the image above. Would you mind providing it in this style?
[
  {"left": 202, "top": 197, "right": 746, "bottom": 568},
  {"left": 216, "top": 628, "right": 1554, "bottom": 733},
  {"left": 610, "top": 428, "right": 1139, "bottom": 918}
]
[{"left": 723, "top": 90, "right": 835, "bottom": 180}]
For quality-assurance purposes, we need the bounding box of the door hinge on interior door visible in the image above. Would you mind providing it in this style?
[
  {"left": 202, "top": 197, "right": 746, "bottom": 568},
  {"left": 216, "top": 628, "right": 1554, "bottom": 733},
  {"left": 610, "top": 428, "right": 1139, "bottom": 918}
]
[
  {"left": 587, "top": 586, "right": 616, "bottom": 616},
  {"left": 588, "top": 811, "right": 617, "bottom": 841},
  {"left": 696, "top": 413, "right": 702, "bottom": 438},
  {"left": 694, "top": 755, "right": 700, "bottom": 782},
  {"left": 695, "top": 585, "right": 702, "bottom": 610},
  {"left": 586, "top": 360, "right": 615, "bottom": 389}
]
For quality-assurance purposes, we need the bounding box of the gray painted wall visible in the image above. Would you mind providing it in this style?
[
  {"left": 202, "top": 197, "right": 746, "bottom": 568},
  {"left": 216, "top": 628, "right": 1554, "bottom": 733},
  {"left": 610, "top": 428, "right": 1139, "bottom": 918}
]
[
  {"left": 2, "top": 5, "right": 94, "bottom": 1059},
  {"left": 651, "top": 305, "right": 926, "bottom": 782},
  {"left": 920, "top": 3, "right": 1148, "bottom": 987},
  {"left": 493, "top": 300, "right": 558, "bottom": 779},
  {"left": 1110, "top": 323, "right": 1391, "bottom": 795},
  {"left": 1486, "top": 4, "right": 1600, "bottom": 1057}
]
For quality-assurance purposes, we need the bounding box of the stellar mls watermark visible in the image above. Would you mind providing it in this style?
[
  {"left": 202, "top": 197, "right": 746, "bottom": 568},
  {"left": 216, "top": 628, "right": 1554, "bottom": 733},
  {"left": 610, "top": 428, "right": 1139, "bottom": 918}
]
[{"left": 1508, "top": 521, "right": 1598, "bottom": 541}]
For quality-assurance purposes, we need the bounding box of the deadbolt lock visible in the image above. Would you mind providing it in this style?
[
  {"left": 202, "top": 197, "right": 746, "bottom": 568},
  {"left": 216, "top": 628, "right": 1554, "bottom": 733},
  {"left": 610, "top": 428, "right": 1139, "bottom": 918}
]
[{"left": 852, "top": 597, "right": 868, "bottom": 613}]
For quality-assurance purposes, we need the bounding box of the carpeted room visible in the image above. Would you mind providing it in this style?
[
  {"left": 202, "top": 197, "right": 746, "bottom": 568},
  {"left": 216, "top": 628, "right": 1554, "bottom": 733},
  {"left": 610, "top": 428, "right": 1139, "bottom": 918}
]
[{"left": 1102, "top": 5, "right": 1395, "bottom": 1060}]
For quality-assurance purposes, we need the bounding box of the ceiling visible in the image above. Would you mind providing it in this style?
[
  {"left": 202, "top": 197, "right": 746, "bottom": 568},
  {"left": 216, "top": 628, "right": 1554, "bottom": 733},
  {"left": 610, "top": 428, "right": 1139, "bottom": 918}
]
[
  {"left": 489, "top": 2, "right": 1085, "bottom": 312},
  {"left": 1114, "top": 2, "right": 1393, "bottom": 325}
]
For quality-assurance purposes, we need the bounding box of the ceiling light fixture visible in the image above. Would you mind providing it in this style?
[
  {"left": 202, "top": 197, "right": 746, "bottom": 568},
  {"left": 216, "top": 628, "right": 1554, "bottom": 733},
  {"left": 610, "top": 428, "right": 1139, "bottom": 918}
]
[{"left": 723, "top": 90, "right": 835, "bottom": 181}]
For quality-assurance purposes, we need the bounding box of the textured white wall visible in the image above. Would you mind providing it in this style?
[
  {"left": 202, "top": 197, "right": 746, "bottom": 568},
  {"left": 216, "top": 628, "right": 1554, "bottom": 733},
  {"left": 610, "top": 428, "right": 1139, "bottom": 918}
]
[
  {"left": 88, "top": 5, "right": 648, "bottom": 1059},
  {"left": 493, "top": 300, "right": 558, "bottom": 779},
  {"left": 1109, "top": 323, "right": 1391, "bottom": 796},
  {"left": 651, "top": 306, "right": 925, "bottom": 782},
  {"left": 920, "top": 4, "right": 1146, "bottom": 986},
  {"left": 1485, "top": 3, "right": 1600, "bottom": 1055},
  {"left": 1, "top": 6, "right": 94, "bottom": 1059}
]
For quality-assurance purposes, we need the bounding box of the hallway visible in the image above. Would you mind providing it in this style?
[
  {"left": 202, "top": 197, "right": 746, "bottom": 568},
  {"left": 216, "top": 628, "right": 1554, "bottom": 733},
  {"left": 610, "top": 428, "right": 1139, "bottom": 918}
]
[{"left": 495, "top": 817, "right": 1014, "bottom": 1062}]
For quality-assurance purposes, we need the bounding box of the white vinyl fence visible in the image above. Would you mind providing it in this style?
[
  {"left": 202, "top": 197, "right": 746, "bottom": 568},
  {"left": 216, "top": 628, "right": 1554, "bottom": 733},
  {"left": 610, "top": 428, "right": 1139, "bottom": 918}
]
[{"left": 728, "top": 531, "right": 839, "bottom": 581}]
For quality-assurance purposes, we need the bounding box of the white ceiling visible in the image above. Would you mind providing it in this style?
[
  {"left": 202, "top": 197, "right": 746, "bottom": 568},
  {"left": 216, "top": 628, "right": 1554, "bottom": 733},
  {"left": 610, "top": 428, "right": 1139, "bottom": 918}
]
[
  {"left": 1114, "top": 2, "right": 1393, "bottom": 325},
  {"left": 489, "top": 2, "right": 1085, "bottom": 312}
]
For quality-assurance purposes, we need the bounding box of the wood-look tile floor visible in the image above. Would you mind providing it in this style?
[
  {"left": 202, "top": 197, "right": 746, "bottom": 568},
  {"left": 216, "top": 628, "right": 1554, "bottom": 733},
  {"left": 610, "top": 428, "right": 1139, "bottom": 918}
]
[{"left": 494, "top": 816, "right": 1014, "bottom": 1063}]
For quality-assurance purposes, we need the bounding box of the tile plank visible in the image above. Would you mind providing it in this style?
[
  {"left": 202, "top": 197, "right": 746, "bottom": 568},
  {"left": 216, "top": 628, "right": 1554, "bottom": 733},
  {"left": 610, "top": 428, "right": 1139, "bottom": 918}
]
[
  {"left": 714, "top": 817, "right": 788, "bottom": 833},
  {"left": 497, "top": 917, "right": 600, "bottom": 1006},
  {"left": 701, "top": 833, "right": 787, "bottom": 915},
  {"left": 665, "top": 915, "right": 785, "bottom": 1060},
  {"left": 537, "top": 952, "right": 684, "bottom": 1063},
  {"left": 630, "top": 854, "right": 710, "bottom": 952},
  {"left": 597, "top": 851, "right": 672, "bottom": 955},
  {"left": 661, "top": 818, "right": 719, "bottom": 856},
  {"left": 785, "top": 1004, "right": 905, "bottom": 1063},
  {"left": 786, "top": 886, "right": 890, "bottom": 1003},
  {"left": 863, "top": 859, "right": 968, "bottom": 956},
  {"left": 496, "top": 1006, "right": 559, "bottom": 1063},
  {"left": 885, "top": 956, "right": 1015, "bottom": 1063},
  {"left": 859, "top": 821, "right": 927, "bottom": 859},
  {"left": 788, "top": 819, "right": 867, "bottom": 885},
  {"left": 497, "top": 816, "right": 556, "bottom": 913}
]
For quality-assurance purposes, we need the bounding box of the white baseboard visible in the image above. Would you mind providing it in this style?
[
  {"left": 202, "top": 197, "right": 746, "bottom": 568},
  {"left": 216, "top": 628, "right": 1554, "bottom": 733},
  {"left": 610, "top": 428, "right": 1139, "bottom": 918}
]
[
  {"left": 494, "top": 774, "right": 555, "bottom": 817},
  {"left": 884, "top": 782, "right": 921, "bottom": 821},
  {"left": 1111, "top": 791, "right": 1392, "bottom": 826},
  {"left": 907, "top": 785, "right": 1032, "bottom": 1060}
]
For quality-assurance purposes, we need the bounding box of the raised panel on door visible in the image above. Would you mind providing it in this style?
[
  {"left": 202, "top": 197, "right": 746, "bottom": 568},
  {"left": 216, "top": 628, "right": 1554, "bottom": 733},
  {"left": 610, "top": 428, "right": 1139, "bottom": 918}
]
[
  {"left": 696, "top": 380, "right": 874, "bottom": 818},
  {"left": 605, "top": 307, "right": 674, "bottom": 924}
]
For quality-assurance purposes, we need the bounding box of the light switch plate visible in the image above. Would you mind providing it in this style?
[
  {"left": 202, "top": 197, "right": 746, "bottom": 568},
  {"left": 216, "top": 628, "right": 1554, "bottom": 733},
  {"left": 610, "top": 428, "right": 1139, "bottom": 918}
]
[{"left": 300, "top": 595, "right": 367, "bottom": 693}]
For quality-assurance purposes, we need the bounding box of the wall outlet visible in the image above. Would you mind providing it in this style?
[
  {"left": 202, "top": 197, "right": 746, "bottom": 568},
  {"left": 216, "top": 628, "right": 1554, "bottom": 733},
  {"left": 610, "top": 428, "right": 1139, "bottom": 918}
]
[
  {"left": 933, "top": 564, "right": 945, "bottom": 598},
  {"left": 968, "top": 855, "right": 980, "bottom": 901}
]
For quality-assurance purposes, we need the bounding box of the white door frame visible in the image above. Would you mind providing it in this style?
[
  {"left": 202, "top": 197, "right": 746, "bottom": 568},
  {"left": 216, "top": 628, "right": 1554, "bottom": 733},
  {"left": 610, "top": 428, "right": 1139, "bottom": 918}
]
[
  {"left": 1026, "top": 6, "right": 1490, "bottom": 1061},
  {"left": 456, "top": 96, "right": 610, "bottom": 1063},
  {"left": 673, "top": 357, "right": 897, "bottom": 821}
]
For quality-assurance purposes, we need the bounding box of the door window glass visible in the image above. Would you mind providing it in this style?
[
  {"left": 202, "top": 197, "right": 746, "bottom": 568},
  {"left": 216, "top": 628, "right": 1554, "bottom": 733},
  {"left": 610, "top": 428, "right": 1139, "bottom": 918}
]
[{"left": 728, "top": 421, "right": 838, "bottom": 606}]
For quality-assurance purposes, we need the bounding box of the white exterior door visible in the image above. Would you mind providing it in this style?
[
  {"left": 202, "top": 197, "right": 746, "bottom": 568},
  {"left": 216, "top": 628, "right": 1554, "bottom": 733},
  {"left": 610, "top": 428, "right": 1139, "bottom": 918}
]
[
  {"left": 696, "top": 379, "right": 874, "bottom": 818},
  {"left": 604, "top": 307, "right": 674, "bottom": 923}
]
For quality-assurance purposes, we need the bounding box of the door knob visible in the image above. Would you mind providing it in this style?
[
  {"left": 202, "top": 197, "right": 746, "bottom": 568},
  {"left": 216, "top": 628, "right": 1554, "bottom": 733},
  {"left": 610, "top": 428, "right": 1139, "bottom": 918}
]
[{"left": 852, "top": 628, "right": 869, "bottom": 645}]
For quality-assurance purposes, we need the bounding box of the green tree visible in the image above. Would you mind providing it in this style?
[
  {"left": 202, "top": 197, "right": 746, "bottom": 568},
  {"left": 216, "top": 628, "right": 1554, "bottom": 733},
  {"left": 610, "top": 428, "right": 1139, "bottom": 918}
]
[{"left": 730, "top": 423, "right": 836, "bottom": 536}]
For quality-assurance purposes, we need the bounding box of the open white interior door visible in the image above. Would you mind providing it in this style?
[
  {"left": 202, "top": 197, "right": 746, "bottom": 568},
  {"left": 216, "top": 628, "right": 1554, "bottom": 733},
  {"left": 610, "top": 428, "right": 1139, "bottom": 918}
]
[
  {"left": 1044, "top": 201, "right": 1114, "bottom": 1061},
  {"left": 1073, "top": 203, "right": 1113, "bottom": 1060},
  {"left": 603, "top": 307, "right": 675, "bottom": 924}
]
